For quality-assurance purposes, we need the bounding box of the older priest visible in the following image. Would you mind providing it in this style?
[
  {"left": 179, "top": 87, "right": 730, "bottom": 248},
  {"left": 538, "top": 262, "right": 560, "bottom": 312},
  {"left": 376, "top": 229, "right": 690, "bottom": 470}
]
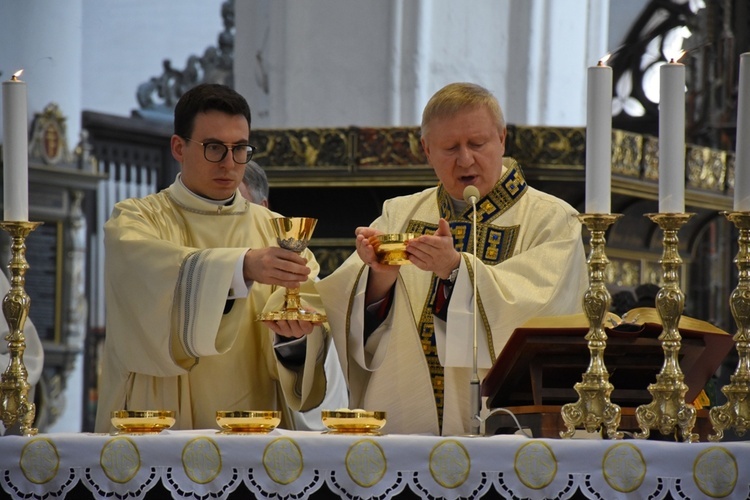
[
  {"left": 318, "top": 82, "right": 588, "bottom": 436},
  {"left": 95, "top": 84, "right": 327, "bottom": 432}
]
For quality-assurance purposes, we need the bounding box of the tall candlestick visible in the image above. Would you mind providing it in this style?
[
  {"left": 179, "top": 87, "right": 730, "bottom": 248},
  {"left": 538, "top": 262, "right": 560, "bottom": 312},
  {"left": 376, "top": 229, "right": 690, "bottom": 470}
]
[
  {"left": 735, "top": 53, "right": 750, "bottom": 211},
  {"left": 2, "top": 71, "right": 29, "bottom": 222},
  {"left": 585, "top": 60, "right": 613, "bottom": 214},
  {"left": 658, "top": 60, "right": 686, "bottom": 214}
]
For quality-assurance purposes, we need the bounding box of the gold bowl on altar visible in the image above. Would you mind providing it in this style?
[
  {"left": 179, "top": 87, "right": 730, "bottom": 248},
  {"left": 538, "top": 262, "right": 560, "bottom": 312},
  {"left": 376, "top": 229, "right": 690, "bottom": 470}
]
[
  {"left": 215, "top": 410, "right": 281, "bottom": 434},
  {"left": 110, "top": 410, "right": 176, "bottom": 435},
  {"left": 369, "top": 233, "right": 415, "bottom": 265},
  {"left": 321, "top": 409, "right": 387, "bottom": 434}
]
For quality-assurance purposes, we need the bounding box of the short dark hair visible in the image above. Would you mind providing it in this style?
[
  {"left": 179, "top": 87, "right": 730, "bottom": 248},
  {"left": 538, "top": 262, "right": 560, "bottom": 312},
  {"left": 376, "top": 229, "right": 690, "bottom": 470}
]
[{"left": 173, "top": 83, "right": 252, "bottom": 139}]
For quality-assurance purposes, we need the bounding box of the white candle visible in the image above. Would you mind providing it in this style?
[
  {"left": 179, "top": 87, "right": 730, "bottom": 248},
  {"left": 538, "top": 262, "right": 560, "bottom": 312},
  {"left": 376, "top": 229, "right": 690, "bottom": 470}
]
[
  {"left": 734, "top": 53, "right": 750, "bottom": 211},
  {"left": 2, "top": 70, "right": 29, "bottom": 221},
  {"left": 658, "top": 60, "right": 685, "bottom": 214},
  {"left": 585, "top": 60, "right": 613, "bottom": 213}
]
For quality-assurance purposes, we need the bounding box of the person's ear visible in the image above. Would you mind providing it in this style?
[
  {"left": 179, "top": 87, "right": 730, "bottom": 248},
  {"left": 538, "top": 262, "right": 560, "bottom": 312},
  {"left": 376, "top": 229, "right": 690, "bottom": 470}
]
[{"left": 171, "top": 135, "right": 185, "bottom": 162}]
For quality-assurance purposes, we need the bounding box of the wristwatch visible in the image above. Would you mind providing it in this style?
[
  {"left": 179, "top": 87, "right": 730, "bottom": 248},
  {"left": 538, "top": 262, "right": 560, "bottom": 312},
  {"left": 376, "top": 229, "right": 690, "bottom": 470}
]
[{"left": 442, "top": 266, "right": 460, "bottom": 286}]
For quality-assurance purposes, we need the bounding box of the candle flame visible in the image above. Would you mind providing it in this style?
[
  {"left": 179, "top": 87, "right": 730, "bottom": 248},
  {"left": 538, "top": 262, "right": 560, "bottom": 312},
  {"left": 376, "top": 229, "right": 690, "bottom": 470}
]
[
  {"left": 598, "top": 54, "right": 611, "bottom": 66},
  {"left": 11, "top": 69, "right": 23, "bottom": 81}
]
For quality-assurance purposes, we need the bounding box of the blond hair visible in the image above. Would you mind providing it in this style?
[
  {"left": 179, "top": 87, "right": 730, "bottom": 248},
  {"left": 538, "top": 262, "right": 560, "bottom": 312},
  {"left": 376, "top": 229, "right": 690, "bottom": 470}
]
[{"left": 421, "top": 82, "right": 505, "bottom": 138}]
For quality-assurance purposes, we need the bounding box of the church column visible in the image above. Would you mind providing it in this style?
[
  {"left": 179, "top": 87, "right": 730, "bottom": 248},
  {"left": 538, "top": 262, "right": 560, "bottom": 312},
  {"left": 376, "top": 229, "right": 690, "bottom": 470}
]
[
  {"left": 0, "top": 0, "right": 85, "bottom": 434},
  {"left": 0, "top": 0, "right": 83, "bottom": 148}
]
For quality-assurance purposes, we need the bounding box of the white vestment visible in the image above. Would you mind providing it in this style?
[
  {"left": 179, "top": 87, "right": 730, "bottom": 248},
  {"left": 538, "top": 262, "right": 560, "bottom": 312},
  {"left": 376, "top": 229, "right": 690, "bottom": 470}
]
[
  {"left": 318, "top": 158, "right": 588, "bottom": 435},
  {"left": 95, "top": 177, "right": 328, "bottom": 432}
]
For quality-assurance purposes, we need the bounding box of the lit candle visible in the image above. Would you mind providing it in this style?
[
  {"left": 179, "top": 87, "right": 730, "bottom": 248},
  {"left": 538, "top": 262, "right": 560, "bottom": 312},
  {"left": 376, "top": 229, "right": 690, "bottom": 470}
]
[
  {"left": 585, "top": 58, "right": 613, "bottom": 213},
  {"left": 734, "top": 52, "right": 750, "bottom": 211},
  {"left": 658, "top": 59, "right": 685, "bottom": 214},
  {"left": 2, "top": 70, "right": 29, "bottom": 221}
]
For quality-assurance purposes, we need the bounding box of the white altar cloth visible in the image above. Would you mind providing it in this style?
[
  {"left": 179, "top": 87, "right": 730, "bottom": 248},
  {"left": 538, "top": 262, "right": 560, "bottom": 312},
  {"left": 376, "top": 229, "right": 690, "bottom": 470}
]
[{"left": 0, "top": 429, "right": 748, "bottom": 499}]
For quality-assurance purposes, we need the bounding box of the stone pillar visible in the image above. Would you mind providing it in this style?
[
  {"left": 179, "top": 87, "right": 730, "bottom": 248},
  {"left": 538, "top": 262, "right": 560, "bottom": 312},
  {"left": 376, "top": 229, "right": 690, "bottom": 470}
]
[
  {"left": 234, "top": 0, "right": 606, "bottom": 129},
  {"left": 0, "top": 0, "right": 83, "bottom": 149}
]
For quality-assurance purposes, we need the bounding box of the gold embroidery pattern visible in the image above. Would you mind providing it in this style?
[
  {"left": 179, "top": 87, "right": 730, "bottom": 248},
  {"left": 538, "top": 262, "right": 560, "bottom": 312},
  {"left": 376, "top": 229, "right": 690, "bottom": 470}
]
[
  {"left": 429, "top": 440, "right": 470, "bottom": 489},
  {"left": 403, "top": 164, "right": 529, "bottom": 428},
  {"left": 514, "top": 441, "right": 557, "bottom": 490},
  {"left": 100, "top": 437, "right": 140, "bottom": 484},
  {"left": 345, "top": 439, "right": 387, "bottom": 488},
  {"left": 20, "top": 438, "right": 59, "bottom": 485},
  {"left": 182, "top": 437, "right": 222, "bottom": 485},
  {"left": 693, "top": 447, "right": 737, "bottom": 498},
  {"left": 263, "top": 437, "right": 303, "bottom": 485},
  {"left": 602, "top": 443, "right": 646, "bottom": 493}
]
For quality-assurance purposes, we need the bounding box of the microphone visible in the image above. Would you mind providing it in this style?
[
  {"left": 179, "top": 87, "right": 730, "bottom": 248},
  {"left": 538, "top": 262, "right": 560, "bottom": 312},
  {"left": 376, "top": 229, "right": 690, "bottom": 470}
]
[{"left": 462, "top": 185, "right": 481, "bottom": 435}]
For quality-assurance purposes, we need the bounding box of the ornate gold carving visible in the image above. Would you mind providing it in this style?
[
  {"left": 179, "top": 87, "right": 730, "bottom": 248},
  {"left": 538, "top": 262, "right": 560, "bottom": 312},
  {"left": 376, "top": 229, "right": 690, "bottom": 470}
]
[
  {"left": 513, "top": 441, "right": 557, "bottom": 490},
  {"left": 253, "top": 128, "right": 351, "bottom": 168},
  {"left": 182, "top": 437, "right": 222, "bottom": 484},
  {"left": 345, "top": 439, "right": 386, "bottom": 488},
  {"left": 357, "top": 127, "right": 427, "bottom": 166},
  {"left": 507, "top": 126, "right": 585, "bottom": 166},
  {"left": 20, "top": 438, "right": 59, "bottom": 484},
  {"left": 642, "top": 136, "right": 660, "bottom": 181},
  {"left": 262, "top": 437, "right": 303, "bottom": 485},
  {"left": 602, "top": 443, "right": 646, "bottom": 493},
  {"left": 612, "top": 130, "right": 643, "bottom": 178},
  {"left": 29, "top": 103, "right": 72, "bottom": 166},
  {"left": 687, "top": 146, "right": 727, "bottom": 191},
  {"left": 635, "top": 213, "right": 698, "bottom": 442},
  {"left": 100, "top": 437, "right": 141, "bottom": 484},
  {"left": 561, "top": 214, "right": 623, "bottom": 439}
]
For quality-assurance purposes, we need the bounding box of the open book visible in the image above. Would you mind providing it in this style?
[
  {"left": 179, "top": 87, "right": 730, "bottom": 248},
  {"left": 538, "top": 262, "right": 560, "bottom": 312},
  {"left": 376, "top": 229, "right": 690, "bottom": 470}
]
[{"left": 521, "top": 307, "right": 728, "bottom": 336}]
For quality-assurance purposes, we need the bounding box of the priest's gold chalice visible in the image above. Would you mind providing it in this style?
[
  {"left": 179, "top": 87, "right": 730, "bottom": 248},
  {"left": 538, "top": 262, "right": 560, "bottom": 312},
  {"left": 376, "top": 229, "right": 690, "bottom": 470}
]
[{"left": 259, "top": 217, "right": 326, "bottom": 323}]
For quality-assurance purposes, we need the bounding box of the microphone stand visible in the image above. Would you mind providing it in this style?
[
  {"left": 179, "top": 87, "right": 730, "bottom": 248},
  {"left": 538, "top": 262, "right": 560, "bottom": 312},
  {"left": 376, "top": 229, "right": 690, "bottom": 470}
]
[{"left": 467, "top": 190, "right": 481, "bottom": 436}]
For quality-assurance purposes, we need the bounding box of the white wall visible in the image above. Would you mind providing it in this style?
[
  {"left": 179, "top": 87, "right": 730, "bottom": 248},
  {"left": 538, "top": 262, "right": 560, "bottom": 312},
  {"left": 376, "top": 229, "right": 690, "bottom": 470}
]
[{"left": 81, "top": 0, "right": 225, "bottom": 119}]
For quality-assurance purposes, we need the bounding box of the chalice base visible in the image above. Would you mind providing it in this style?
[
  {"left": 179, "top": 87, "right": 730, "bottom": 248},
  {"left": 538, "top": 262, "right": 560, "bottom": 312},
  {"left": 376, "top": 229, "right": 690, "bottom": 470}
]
[{"left": 260, "top": 308, "right": 327, "bottom": 323}]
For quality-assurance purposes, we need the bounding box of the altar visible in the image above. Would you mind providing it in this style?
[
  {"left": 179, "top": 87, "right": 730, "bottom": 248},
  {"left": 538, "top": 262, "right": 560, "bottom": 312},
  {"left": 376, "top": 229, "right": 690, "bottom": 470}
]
[{"left": 1, "top": 429, "right": 748, "bottom": 499}]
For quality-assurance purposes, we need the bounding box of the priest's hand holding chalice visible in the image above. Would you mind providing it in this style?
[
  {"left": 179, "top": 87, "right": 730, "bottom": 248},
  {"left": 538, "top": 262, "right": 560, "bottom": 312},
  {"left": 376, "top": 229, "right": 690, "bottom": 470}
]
[{"left": 259, "top": 217, "right": 326, "bottom": 324}]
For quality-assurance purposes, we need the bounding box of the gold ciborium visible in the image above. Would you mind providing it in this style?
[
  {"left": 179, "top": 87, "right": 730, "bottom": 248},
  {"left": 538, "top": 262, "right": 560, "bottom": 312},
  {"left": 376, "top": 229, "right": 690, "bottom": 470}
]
[
  {"left": 634, "top": 212, "right": 698, "bottom": 442},
  {"left": 259, "top": 217, "right": 326, "bottom": 323}
]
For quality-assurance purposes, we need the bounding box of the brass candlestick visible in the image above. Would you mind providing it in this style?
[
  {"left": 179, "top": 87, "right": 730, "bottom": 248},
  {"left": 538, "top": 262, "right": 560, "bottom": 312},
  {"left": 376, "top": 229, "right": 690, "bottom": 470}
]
[
  {"left": 709, "top": 212, "right": 750, "bottom": 441},
  {"left": 560, "top": 213, "right": 623, "bottom": 439},
  {"left": 0, "top": 221, "right": 42, "bottom": 436},
  {"left": 635, "top": 212, "right": 698, "bottom": 442},
  {"left": 259, "top": 217, "right": 326, "bottom": 323}
]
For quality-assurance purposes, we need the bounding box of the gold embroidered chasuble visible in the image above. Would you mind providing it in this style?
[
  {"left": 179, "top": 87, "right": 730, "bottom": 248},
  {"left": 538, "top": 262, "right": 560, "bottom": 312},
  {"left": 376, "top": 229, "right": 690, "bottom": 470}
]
[
  {"left": 318, "top": 158, "right": 588, "bottom": 436},
  {"left": 95, "top": 178, "right": 328, "bottom": 433}
]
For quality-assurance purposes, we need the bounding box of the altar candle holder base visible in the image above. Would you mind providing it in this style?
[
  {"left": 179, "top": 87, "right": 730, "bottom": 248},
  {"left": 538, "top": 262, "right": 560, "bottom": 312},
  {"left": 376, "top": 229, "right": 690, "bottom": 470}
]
[
  {"left": 560, "top": 213, "right": 623, "bottom": 439},
  {"left": 709, "top": 212, "right": 750, "bottom": 441},
  {"left": 258, "top": 217, "right": 327, "bottom": 324},
  {"left": 634, "top": 213, "right": 698, "bottom": 442},
  {"left": 0, "top": 221, "right": 43, "bottom": 437}
]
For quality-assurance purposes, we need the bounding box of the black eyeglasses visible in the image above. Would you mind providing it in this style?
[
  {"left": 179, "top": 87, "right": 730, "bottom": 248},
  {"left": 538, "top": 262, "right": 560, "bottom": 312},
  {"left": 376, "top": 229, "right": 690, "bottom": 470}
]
[{"left": 183, "top": 137, "right": 256, "bottom": 164}]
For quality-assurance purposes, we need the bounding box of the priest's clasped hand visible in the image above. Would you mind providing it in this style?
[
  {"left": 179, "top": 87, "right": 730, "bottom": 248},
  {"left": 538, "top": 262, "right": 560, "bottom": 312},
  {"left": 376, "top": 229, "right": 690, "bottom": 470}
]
[
  {"left": 243, "top": 247, "right": 312, "bottom": 288},
  {"left": 262, "top": 318, "right": 315, "bottom": 339}
]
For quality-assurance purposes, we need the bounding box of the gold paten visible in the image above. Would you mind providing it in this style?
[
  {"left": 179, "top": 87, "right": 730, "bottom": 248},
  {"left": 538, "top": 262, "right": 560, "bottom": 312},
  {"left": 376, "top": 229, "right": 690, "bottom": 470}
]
[
  {"left": 634, "top": 213, "right": 698, "bottom": 442},
  {"left": 369, "top": 233, "right": 415, "bottom": 265},
  {"left": 0, "top": 221, "right": 43, "bottom": 437},
  {"left": 560, "top": 213, "right": 623, "bottom": 439},
  {"left": 110, "top": 410, "right": 176, "bottom": 435},
  {"left": 321, "top": 409, "right": 386, "bottom": 435},
  {"left": 259, "top": 217, "right": 326, "bottom": 323},
  {"left": 216, "top": 410, "right": 281, "bottom": 434},
  {"left": 709, "top": 212, "right": 750, "bottom": 441}
]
